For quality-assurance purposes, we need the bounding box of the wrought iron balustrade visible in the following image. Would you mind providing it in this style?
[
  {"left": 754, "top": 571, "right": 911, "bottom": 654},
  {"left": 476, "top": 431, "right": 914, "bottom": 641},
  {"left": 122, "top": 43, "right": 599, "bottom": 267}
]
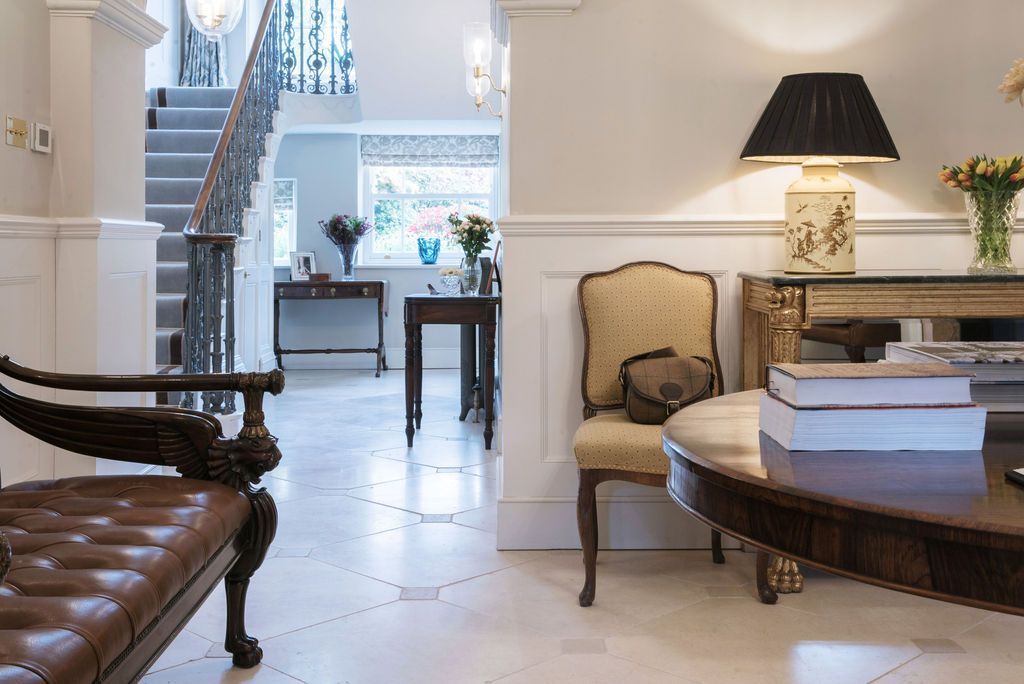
[
  {"left": 281, "top": 0, "right": 357, "bottom": 95},
  {"left": 183, "top": 0, "right": 283, "bottom": 413}
]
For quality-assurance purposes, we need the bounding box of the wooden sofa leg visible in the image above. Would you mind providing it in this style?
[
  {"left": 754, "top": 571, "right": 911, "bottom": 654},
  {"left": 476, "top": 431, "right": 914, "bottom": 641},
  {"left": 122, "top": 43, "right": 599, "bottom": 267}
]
[
  {"left": 225, "top": 489, "right": 277, "bottom": 667},
  {"left": 710, "top": 529, "right": 725, "bottom": 564},
  {"left": 577, "top": 470, "right": 599, "bottom": 607}
]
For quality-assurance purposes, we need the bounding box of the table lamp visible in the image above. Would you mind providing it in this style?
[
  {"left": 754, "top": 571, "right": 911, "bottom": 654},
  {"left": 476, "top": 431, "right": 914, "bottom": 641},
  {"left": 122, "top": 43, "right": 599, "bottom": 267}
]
[{"left": 741, "top": 73, "right": 899, "bottom": 273}]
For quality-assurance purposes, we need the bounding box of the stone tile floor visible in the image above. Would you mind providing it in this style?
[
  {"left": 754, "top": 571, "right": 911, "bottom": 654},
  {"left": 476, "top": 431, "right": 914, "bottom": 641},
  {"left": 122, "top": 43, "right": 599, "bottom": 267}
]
[{"left": 142, "top": 370, "right": 1024, "bottom": 683}]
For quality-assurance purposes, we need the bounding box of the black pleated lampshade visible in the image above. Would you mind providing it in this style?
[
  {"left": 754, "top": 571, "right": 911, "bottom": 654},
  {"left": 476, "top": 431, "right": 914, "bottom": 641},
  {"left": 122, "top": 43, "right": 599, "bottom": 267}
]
[{"left": 740, "top": 73, "right": 899, "bottom": 164}]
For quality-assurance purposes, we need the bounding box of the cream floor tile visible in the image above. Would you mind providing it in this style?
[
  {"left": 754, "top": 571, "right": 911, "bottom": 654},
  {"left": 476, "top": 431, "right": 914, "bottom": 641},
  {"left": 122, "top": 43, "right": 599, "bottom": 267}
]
[
  {"left": 453, "top": 503, "right": 497, "bottom": 533},
  {"left": 146, "top": 629, "right": 214, "bottom": 674},
  {"left": 606, "top": 598, "right": 922, "bottom": 684},
  {"left": 463, "top": 460, "right": 498, "bottom": 478},
  {"left": 270, "top": 451, "right": 435, "bottom": 489},
  {"left": 321, "top": 427, "right": 436, "bottom": 451},
  {"left": 440, "top": 550, "right": 709, "bottom": 639},
  {"left": 771, "top": 567, "right": 994, "bottom": 639},
  {"left": 310, "top": 522, "right": 536, "bottom": 587},
  {"left": 260, "top": 600, "right": 560, "bottom": 684},
  {"left": 493, "top": 653, "right": 694, "bottom": 684},
  {"left": 950, "top": 612, "right": 1024, "bottom": 661},
  {"left": 413, "top": 419, "right": 488, "bottom": 442},
  {"left": 274, "top": 495, "right": 418, "bottom": 548},
  {"left": 374, "top": 438, "right": 494, "bottom": 468},
  {"left": 256, "top": 475, "right": 323, "bottom": 503},
  {"left": 184, "top": 557, "right": 400, "bottom": 643},
  {"left": 874, "top": 652, "right": 1024, "bottom": 682},
  {"left": 140, "top": 659, "right": 302, "bottom": 683},
  {"left": 347, "top": 470, "right": 496, "bottom": 514}
]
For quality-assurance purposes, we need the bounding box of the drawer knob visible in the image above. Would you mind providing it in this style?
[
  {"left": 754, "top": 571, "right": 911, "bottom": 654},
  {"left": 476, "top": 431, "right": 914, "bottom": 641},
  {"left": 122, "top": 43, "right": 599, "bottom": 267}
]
[
  {"left": 310, "top": 288, "right": 317, "bottom": 297},
  {"left": 278, "top": 288, "right": 284, "bottom": 297},
  {"left": 330, "top": 287, "right": 336, "bottom": 296},
  {"left": 361, "top": 288, "right": 369, "bottom": 296}
]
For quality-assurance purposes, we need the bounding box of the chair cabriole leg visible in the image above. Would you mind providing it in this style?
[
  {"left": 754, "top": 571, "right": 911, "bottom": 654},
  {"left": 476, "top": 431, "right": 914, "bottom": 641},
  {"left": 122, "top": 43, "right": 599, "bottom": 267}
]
[{"left": 577, "top": 469, "right": 599, "bottom": 607}]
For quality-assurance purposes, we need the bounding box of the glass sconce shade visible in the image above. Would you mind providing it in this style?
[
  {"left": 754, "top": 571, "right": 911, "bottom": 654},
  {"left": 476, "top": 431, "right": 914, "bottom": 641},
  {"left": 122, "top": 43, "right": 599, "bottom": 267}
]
[
  {"left": 185, "top": 0, "right": 244, "bottom": 41},
  {"left": 463, "top": 22, "right": 492, "bottom": 68}
]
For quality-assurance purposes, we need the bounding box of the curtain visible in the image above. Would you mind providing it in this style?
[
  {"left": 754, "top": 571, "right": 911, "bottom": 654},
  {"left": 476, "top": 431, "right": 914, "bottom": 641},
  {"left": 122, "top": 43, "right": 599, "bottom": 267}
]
[
  {"left": 360, "top": 135, "right": 500, "bottom": 168},
  {"left": 179, "top": 27, "right": 228, "bottom": 87}
]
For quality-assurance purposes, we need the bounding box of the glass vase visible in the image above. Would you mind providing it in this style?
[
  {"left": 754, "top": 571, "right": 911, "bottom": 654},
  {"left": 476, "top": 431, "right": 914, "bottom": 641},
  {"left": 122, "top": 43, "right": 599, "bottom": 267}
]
[
  {"left": 440, "top": 274, "right": 461, "bottom": 295},
  {"left": 417, "top": 237, "right": 441, "bottom": 264},
  {"left": 336, "top": 242, "right": 358, "bottom": 281},
  {"left": 461, "top": 254, "right": 481, "bottom": 296},
  {"left": 965, "top": 191, "right": 1019, "bottom": 274}
]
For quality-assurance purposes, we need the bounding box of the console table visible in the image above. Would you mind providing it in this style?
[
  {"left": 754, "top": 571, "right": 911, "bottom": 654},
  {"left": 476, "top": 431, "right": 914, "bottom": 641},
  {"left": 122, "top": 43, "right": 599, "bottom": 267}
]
[
  {"left": 739, "top": 270, "right": 1024, "bottom": 390},
  {"left": 274, "top": 280, "right": 388, "bottom": 376},
  {"left": 663, "top": 391, "right": 1024, "bottom": 615},
  {"left": 404, "top": 294, "right": 500, "bottom": 449}
]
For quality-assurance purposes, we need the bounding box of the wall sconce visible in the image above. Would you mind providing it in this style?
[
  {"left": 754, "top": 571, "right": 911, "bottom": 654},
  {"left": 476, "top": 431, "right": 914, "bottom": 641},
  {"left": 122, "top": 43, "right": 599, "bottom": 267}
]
[
  {"left": 741, "top": 73, "right": 899, "bottom": 273},
  {"left": 184, "top": 0, "right": 244, "bottom": 41},
  {"left": 464, "top": 22, "right": 505, "bottom": 118}
]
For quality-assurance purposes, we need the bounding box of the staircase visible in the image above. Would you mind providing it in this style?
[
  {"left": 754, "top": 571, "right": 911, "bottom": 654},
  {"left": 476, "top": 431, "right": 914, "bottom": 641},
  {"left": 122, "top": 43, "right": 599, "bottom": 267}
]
[{"left": 145, "top": 87, "right": 234, "bottom": 383}]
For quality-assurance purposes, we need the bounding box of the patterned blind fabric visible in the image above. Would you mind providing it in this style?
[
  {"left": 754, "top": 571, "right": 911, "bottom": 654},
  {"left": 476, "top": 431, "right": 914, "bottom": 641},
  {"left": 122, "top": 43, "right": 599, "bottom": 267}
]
[{"left": 360, "top": 135, "right": 499, "bottom": 168}]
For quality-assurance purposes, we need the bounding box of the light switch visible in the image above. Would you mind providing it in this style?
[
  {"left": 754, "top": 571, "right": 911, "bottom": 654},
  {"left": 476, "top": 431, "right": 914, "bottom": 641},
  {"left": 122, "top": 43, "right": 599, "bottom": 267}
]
[{"left": 5, "top": 116, "right": 28, "bottom": 149}]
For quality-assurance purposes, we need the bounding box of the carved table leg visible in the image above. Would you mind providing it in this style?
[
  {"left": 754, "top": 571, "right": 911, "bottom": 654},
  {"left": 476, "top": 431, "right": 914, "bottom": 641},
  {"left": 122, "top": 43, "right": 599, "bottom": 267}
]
[
  {"left": 767, "top": 555, "right": 804, "bottom": 594},
  {"left": 224, "top": 487, "right": 277, "bottom": 667},
  {"left": 756, "top": 549, "right": 778, "bottom": 604},
  {"left": 404, "top": 320, "right": 416, "bottom": 447},
  {"left": 482, "top": 321, "right": 496, "bottom": 450}
]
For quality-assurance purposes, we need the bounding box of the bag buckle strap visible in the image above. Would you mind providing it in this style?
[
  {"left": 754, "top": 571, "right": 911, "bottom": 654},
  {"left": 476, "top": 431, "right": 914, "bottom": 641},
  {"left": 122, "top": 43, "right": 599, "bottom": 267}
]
[{"left": 666, "top": 400, "right": 681, "bottom": 415}]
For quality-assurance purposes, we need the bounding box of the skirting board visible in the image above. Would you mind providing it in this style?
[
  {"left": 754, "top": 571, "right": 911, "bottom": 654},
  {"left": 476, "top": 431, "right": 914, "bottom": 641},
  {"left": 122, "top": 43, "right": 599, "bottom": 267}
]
[{"left": 496, "top": 498, "right": 740, "bottom": 551}]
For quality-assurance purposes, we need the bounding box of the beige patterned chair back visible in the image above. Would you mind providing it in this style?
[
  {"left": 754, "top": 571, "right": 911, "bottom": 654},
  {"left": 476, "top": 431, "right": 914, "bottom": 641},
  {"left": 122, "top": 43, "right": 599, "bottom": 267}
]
[{"left": 578, "top": 262, "right": 721, "bottom": 411}]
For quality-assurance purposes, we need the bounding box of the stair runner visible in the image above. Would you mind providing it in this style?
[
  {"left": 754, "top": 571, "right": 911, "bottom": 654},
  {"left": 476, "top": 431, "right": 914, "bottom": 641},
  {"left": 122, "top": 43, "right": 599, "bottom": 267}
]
[{"left": 145, "top": 86, "right": 233, "bottom": 388}]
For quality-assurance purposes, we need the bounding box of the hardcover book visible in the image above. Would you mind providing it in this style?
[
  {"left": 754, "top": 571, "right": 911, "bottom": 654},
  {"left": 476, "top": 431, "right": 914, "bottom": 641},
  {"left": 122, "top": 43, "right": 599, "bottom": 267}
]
[
  {"left": 766, "top": 362, "right": 975, "bottom": 407},
  {"left": 885, "top": 341, "right": 1024, "bottom": 381},
  {"left": 758, "top": 390, "right": 986, "bottom": 451}
]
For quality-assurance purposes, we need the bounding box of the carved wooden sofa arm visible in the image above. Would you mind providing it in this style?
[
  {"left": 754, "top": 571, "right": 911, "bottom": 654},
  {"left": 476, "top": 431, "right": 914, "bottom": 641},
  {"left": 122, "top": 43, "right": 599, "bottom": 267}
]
[
  {"left": 0, "top": 355, "right": 286, "bottom": 677},
  {"left": 0, "top": 355, "right": 285, "bottom": 490}
]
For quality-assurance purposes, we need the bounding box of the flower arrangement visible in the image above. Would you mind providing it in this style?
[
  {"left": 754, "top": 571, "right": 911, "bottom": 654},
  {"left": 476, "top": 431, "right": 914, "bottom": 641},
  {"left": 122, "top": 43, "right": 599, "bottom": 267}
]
[
  {"left": 319, "top": 214, "right": 373, "bottom": 246},
  {"left": 439, "top": 266, "right": 463, "bottom": 277},
  {"left": 447, "top": 212, "right": 495, "bottom": 260},
  {"left": 408, "top": 206, "right": 459, "bottom": 239},
  {"left": 999, "top": 58, "right": 1024, "bottom": 106},
  {"left": 939, "top": 155, "right": 1024, "bottom": 273}
]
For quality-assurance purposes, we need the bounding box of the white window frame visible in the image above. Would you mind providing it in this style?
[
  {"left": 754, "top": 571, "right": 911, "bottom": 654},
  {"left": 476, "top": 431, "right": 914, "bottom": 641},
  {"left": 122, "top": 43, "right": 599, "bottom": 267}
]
[
  {"left": 272, "top": 178, "right": 297, "bottom": 267},
  {"left": 361, "top": 165, "right": 498, "bottom": 265}
]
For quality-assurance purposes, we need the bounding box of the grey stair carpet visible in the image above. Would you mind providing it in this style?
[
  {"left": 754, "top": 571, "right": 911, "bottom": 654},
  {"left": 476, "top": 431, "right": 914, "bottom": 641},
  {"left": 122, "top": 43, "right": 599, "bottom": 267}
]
[{"left": 146, "top": 86, "right": 233, "bottom": 386}]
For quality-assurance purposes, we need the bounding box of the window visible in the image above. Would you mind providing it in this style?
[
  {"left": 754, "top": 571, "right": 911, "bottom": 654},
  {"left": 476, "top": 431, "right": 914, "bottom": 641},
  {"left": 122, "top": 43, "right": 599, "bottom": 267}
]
[
  {"left": 273, "top": 178, "right": 297, "bottom": 266},
  {"left": 359, "top": 135, "right": 500, "bottom": 263},
  {"left": 365, "top": 166, "right": 495, "bottom": 260}
]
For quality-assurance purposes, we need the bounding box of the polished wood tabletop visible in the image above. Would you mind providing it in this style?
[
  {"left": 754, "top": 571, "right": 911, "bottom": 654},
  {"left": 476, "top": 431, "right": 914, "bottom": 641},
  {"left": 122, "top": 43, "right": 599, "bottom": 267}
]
[{"left": 663, "top": 391, "right": 1024, "bottom": 616}]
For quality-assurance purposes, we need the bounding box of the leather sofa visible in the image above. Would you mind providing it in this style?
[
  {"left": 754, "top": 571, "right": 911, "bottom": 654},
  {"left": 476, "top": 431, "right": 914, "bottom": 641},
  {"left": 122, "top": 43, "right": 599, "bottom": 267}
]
[{"left": 0, "top": 356, "right": 285, "bottom": 683}]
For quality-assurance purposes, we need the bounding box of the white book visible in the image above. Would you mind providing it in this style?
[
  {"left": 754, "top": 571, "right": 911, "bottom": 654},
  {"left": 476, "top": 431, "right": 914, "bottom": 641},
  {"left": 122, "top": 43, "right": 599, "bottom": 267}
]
[
  {"left": 766, "top": 362, "right": 975, "bottom": 407},
  {"left": 758, "top": 391, "right": 987, "bottom": 451},
  {"left": 885, "top": 341, "right": 1024, "bottom": 382}
]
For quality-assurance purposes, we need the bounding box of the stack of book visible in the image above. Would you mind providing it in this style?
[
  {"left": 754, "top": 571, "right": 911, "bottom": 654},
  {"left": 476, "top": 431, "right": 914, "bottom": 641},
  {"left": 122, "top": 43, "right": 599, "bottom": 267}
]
[
  {"left": 885, "top": 341, "right": 1024, "bottom": 412},
  {"left": 759, "top": 362, "right": 987, "bottom": 451}
]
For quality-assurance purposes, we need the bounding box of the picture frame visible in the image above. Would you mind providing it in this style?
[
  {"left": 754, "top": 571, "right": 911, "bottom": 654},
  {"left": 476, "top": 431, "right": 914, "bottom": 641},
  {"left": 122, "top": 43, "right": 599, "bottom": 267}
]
[{"left": 290, "top": 251, "right": 316, "bottom": 281}]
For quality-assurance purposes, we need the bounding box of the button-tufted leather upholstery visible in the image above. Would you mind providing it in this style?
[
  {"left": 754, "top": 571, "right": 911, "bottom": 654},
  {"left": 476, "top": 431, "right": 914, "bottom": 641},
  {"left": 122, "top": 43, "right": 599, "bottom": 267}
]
[{"left": 0, "top": 475, "right": 250, "bottom": 684}]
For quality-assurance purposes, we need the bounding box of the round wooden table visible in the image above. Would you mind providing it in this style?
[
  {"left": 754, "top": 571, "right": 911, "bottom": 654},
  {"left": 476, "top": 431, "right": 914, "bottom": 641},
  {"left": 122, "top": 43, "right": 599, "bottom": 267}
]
[{"left": 662, "top": 390, "right": 1024, "bottom": 616}]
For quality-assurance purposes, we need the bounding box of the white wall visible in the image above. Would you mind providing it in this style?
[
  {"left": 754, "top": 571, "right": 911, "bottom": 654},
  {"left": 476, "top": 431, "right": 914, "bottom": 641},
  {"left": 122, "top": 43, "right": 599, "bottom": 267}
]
[
  {"left": 497, "top": 0, "right": 1024, "bottom": 549},
  {"left": 273, "top": 132, "right": 463, "bottom": 369}
]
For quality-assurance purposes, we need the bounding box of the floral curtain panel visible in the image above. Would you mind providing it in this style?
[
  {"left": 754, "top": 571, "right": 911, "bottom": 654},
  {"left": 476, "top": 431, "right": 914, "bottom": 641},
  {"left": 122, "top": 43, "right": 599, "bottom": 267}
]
[
  {"left": 360, "top": 135, "right": 499, "bottom": 168},
  {"left": 180, "top": 27, "right": 228, "bottom": 87}
]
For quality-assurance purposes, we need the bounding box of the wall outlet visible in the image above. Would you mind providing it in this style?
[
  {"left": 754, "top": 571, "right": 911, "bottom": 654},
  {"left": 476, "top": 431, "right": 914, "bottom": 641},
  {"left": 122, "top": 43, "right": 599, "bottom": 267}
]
[
  {"left": 30, "top": 123, "right": 52, "bottom": 153},
  {"left": 5, "top": 116, "right": 28, "bottom": 149}
]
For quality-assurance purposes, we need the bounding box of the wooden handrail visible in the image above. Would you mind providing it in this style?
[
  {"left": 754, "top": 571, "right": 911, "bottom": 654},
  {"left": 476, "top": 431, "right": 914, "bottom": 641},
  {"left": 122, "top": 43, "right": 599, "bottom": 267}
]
[{"left": 184, "top": 0, "right": 279, "bottom": 241}]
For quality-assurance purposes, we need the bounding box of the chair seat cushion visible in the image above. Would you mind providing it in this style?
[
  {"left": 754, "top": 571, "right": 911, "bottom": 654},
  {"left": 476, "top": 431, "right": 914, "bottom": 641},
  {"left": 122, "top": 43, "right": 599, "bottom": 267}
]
[
  {"left": 573, "top": 414, "right": 668, "bottom": 474},
  {"left": 0, "top": 475, "right": 250, "bottom": 684}
]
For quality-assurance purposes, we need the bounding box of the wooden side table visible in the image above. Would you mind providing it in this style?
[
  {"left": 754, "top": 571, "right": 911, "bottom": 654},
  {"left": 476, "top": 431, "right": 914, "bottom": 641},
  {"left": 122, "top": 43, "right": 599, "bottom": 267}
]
[
  {"left": 404, "top": 294, "right": 500, "bottom": 449},
  {"left": 274, "top": 280, "right": 389, "bottom": 376}
]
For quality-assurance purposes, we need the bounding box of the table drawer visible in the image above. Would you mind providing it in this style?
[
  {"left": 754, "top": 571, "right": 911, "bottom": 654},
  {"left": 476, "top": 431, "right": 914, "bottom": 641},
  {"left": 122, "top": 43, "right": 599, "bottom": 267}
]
[
  {"left": 328, "top": 284, "right": 378, "bottom": 298},
  {"left": 277, "top": 285, "right": 330, "bottom": 299},
  {"left": 276, "top": 284, "right": 380, "bottom": 299}
]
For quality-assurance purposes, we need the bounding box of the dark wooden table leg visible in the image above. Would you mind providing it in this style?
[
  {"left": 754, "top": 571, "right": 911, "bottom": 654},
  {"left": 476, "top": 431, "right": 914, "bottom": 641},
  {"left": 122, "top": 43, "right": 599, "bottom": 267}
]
[
  {"left": 273, "top": 299, "right": 283, "bottom": 370},
  {"left": 459, "top": 324, "right": 476, "bottom": 421},
  {"left": 483, "top": 320, "right": 496, "bottom": 450},
  {"left": 375, "top": 290, "right": 385, "bottom": 377},
  {"left": 756, "top": 549, "right": 778, "bottom": 604},
  {"left": 404, "top": 318, "right": 415, "bottom": 447},
  {"left": 414, "top": 323, "right": 423, "bottom": 430}
]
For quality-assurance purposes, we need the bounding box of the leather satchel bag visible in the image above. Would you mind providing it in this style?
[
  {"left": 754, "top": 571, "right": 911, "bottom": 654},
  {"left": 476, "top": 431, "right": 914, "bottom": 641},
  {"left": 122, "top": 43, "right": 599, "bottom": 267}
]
[{"left": 618, "top": 347, "right": 715, "bottom": 424}]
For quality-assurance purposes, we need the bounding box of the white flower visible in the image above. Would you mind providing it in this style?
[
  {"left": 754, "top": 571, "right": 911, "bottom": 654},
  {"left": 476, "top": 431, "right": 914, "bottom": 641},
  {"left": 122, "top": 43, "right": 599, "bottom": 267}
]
[{"left": 999, "top": 58, "right": 1024, "bottom": 106}]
